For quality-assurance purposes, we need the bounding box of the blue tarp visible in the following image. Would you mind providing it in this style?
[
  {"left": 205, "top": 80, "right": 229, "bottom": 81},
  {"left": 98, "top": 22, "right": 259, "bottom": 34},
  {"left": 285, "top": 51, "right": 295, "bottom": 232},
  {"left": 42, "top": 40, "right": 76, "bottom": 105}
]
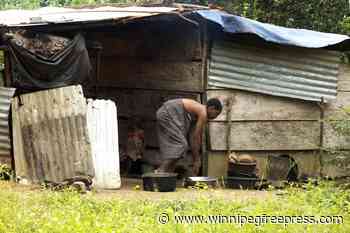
[{"left": 196, "top": 10, "right": 350, "bottom": 49}]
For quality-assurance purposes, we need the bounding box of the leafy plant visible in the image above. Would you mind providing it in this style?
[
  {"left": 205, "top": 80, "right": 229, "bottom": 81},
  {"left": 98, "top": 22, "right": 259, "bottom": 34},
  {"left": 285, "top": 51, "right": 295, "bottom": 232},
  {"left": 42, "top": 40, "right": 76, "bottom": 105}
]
[
  {"left": 0, "top": 164, "right": 13, "bottom": 180},
  {"left": 190, "top": 181, "right": 209, "bottom": 190},
  {"left": 0, "top": 180, "right": 349, "bottom": 232}
]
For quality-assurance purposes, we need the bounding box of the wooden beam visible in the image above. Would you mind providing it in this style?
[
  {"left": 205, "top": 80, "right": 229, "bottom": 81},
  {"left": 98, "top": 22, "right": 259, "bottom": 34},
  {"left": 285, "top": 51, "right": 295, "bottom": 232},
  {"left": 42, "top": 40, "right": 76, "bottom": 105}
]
[
  {"left": 93, "top": 88, "right": 200, "bottom": 120},
  {"left": 87, "top": 25, "right": 202, "bottom": 61},
  {"left": 99, "top": 59, "right": 203, "bottom": 92},
  {"left": 209, "top": 121, "right": 321, "bottom": 151},
  {"left": 208, "top": 89, "right": 321, "bottom": 121}
]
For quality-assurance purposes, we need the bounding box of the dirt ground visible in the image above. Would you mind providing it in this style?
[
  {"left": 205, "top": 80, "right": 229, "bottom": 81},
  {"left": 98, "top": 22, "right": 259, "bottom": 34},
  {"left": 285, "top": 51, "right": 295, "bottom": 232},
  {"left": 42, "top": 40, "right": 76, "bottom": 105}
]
[
  {"left": 98, "top": 178, "right": 275, "bottom": 201},
  {"left": 0, "top": 178, "right": 276, "bottom": 201}
]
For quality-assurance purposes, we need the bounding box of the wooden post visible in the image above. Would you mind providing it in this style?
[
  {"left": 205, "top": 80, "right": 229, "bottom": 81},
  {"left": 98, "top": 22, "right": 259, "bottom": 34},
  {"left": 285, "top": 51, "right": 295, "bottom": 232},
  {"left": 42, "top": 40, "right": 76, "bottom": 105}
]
[
  {"left": 319, "top": 97, "right": 325, "bottom": 177},
  {"left": 201, "top": 16, "right": 210, "bottom": 176},
  {"left": 226, "top": 97, "right": 234, "bottom": 156}
]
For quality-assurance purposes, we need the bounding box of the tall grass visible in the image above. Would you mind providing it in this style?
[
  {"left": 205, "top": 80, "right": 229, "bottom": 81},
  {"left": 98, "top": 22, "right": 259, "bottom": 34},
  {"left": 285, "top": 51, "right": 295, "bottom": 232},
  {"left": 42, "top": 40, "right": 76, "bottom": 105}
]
[{"left": 0, "top": 181, "right": 348, "bottom": 233}]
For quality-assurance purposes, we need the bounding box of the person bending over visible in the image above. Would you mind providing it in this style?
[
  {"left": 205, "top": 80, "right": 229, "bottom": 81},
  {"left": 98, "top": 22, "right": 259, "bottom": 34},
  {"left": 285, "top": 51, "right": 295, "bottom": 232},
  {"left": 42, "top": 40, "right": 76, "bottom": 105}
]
[{"left": 156, "top": 98, "right": 222, "bottom": 175}]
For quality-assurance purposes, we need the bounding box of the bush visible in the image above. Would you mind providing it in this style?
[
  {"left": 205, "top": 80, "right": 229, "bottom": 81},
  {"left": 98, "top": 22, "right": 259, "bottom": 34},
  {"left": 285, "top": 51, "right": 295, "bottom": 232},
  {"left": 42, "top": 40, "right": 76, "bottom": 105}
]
[{"left": 0, "top": 164, "right": 12, "bottom": 180}]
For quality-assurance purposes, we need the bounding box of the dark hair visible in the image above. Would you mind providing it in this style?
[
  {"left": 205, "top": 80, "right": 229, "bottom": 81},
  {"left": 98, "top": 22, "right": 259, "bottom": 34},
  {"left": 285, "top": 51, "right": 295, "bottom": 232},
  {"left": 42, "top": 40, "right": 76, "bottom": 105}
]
[{"left": 207, "top": 98, "right": 222, "bottom": 112}]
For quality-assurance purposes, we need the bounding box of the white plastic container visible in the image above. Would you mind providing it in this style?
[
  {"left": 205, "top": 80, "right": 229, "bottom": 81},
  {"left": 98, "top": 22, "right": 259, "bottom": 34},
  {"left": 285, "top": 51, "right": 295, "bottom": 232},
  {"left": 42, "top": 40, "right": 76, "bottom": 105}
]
[{"left": 87, "top": 99, "right": 121, "bottom": 189}]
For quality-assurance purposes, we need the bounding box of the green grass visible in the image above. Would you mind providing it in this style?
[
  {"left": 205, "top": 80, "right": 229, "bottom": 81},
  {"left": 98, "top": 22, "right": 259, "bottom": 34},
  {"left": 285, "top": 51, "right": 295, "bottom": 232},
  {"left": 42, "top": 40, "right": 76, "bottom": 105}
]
[{"left": 0, "top": 181, "right": 348, "bottom": 233}]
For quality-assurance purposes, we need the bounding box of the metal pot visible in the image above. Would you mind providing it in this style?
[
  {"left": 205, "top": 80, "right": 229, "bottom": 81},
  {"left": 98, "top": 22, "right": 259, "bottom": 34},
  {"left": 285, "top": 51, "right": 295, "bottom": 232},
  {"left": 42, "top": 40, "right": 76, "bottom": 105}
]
[
  {"left": 142, "top": 172, "right": 177, "bottom": 192},
  {"left": 184, "top": 176, "right": 218, "bottom": 188},
  {"left": 224, "top": 176, "right": 259, "bottom": 189}
]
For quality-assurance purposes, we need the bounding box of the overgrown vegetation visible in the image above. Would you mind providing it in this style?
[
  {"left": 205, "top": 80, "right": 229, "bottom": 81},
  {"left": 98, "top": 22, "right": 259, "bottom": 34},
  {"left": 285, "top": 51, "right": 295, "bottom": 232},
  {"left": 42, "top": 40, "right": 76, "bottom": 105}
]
[
  {"left": 0, "top": 181, "right": 349, "bottom": 232},
  {"left": 0, "top": 164, "right": 12, "bottom": 180},
  {"left": 211, "top": 0, "right": 350, "bottom": 34}
]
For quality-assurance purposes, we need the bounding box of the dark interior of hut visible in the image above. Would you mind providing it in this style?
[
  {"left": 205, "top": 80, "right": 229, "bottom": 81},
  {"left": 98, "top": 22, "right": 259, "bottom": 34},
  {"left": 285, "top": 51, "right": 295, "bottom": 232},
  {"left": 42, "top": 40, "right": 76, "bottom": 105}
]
[{"left": 79, "top": 15, "right": 205, "bottom": 178}]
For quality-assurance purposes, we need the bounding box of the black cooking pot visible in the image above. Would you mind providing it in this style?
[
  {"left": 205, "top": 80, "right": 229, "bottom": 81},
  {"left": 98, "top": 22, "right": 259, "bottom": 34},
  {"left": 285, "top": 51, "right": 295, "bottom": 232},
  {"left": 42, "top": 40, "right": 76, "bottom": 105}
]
[
  {"left": 142, "top": 172, "right": 177, "bottom": 192},
  {"left": 228, "top": 162, "right": 257, "bottom": 177},
  {"left": 224, "top": 176, "right": 259, "bottom": 189}
]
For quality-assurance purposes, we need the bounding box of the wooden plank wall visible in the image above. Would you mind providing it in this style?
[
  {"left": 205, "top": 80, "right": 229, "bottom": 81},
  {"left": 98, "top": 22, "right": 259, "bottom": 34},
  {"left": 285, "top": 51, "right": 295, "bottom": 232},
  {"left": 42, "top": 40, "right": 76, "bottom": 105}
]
[
  {"left": 323, "top": 64, "right": 350, "bottom": 150},
  {"left": 209, "top": 121, "right": 320, "bottom": 151},
  {"left": 86, "top": 20, "right": 203, "bottom": 92},
  {"left": 321, "top": 63, "right": 350, "bottom": 177},
  {"left": 207, "top": 89, "right": 321, "bottom": 151},
  {"left": 207, "top": 64, "right": 350, "bottom": 178},
  {"left": 99, "top": 60, "right": 202, "bottom": 92},
  {"left": 206, "top": 89, "right": 321, "bottom": 177}
]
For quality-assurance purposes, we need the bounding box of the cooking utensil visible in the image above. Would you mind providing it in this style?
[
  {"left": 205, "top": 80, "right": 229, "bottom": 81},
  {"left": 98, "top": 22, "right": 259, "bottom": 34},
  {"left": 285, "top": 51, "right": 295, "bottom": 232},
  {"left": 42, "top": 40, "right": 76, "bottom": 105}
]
[
  {"left": 224, "top": 176, "right": 259, "bottom": 189},
  {"left": 142, "top": 172, "right": 177, "bottom": 192},
  {"left": 184, "top": 176, "right": 218, "bottom": 188}
]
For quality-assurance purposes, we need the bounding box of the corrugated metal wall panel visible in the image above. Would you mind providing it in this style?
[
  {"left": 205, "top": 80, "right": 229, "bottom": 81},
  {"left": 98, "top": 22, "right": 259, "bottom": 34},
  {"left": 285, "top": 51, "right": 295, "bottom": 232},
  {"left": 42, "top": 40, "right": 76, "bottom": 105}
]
[
  {"left": 0, "top": 87, "right": 15, "bottom": 156},
  {"left": 209, "top": 41, "right": 341, "bottom": 102},
  {"left": 87, "top": 99, "right": 120, "bottom": 189},
  {"left": 12, "top": 85, "right": 94, "bottom": 184}
]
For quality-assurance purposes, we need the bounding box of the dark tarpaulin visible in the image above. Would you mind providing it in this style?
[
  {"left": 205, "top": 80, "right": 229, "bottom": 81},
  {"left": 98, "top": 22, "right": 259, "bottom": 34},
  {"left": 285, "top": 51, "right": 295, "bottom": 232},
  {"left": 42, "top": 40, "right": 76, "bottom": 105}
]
[{"left": 8, "top": 33, "right": 91, "bottom": 90}]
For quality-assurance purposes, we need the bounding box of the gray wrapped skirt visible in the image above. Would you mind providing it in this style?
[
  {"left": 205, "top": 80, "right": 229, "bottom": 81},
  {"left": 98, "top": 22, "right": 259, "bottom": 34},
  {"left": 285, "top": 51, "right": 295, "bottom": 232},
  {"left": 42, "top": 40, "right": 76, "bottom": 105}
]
[{"left": 156, "top": 99, "right": 191, "bottom": 160}]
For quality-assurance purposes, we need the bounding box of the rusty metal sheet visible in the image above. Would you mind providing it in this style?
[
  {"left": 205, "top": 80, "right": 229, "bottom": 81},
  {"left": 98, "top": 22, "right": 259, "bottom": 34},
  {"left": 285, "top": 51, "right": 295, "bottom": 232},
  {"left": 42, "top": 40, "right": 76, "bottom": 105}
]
[
  {"left": 0, "top": 6, "right": 177, "bottom": 27},
  {"left": 12, "top": 85, "right": 94, "bottom": 184},
  {"left": 0, "top": 87, "right": 15, "bottom": 156},
  {"left": 209, "top": 41, "right": 341, "bottom": 102}
]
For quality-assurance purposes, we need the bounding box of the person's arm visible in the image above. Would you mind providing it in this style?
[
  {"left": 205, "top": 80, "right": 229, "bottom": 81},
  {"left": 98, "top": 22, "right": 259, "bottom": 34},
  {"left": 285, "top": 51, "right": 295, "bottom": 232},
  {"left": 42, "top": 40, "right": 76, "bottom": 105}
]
[
  {"left": 191, "top": 116, "right": 205, "bottom": 175},
  {"left": 182, "top": 99, "right": 207, "bottom": 175}
]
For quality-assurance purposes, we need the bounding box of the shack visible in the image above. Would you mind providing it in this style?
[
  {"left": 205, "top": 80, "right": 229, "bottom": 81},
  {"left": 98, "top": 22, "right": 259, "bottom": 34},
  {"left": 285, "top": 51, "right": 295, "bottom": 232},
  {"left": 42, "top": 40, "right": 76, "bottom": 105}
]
[{"left": 0, "top": 3, "right": 349, "bottom": 181}]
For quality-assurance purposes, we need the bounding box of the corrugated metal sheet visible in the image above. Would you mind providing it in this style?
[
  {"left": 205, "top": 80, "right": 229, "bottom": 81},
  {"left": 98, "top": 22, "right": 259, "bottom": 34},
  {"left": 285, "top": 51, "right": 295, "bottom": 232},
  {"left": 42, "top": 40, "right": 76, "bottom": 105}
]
[
  {"left": 209, "top": 41, "right": 341, "bottom": 102},
  {"left": 87, "top": 99, "right": 120, "bottom": 189},
  {"left": 12, "top": 85, "right": 94, "bottom": 184},
  {"left": 0, "top": 6, "right": 177, "bottom": 27},
  {"left": 0, "top": 87, "right": 15, "bottom": 156}
]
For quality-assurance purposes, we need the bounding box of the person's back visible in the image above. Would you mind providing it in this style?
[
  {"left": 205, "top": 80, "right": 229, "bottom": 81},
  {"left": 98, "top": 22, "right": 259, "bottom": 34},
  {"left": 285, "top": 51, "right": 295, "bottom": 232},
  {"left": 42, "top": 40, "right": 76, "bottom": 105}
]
[
  {"left": 156, "top": 99, "right": 192, "bottom": 169},
  {"left": 160, "top": 99, "right": 193, "bottom": 135}
]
